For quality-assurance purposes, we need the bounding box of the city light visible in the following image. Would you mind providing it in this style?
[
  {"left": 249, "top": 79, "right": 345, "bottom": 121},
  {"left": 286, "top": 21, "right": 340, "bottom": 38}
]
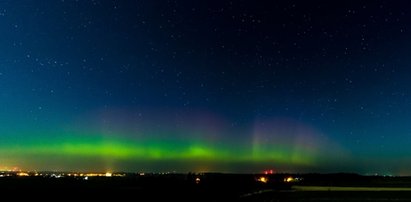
[
  {"left": 257, "top": 176, "right": 268, "bottom": 183},
  {"left": 17, "top": 172, "right": 29, "bottom": 177},
  {"left": 285, "top": 177, "right": 294, "bottom": 182}
]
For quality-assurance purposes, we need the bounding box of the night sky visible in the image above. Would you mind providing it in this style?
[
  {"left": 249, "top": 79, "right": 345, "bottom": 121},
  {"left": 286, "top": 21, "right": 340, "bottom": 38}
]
[{"left": 1, "top": 0, "right": 411, "bottom": 174}]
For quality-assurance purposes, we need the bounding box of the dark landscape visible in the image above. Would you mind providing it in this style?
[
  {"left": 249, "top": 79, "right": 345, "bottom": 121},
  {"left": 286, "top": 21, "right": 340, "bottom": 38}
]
[{"left": 3, "top": 172, "right": 411, "bottom": 201}]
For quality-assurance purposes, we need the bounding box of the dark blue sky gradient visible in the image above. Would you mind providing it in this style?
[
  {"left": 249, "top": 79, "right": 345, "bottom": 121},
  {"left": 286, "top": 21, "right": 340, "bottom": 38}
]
[{"left": 1, "top": 0, "right": 411, "bottom": 174}]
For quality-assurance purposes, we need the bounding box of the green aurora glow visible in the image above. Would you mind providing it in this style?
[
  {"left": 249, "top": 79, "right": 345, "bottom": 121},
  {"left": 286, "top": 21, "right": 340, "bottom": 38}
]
[{"left": 0, "top": 129, "right": 322, "bottom": 172}]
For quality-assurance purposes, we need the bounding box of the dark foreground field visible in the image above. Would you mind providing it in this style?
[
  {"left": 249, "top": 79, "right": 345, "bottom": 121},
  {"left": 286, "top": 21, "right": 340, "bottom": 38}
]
[
  {"left": 2, "top": 173, "right": 411, "bottom": 201},
  {"left": 241, "top": 190, "right": 411, "bottom": 202}
]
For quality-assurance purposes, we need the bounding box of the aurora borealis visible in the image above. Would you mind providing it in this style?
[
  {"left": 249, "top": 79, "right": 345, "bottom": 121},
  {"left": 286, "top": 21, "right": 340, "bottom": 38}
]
[
  {"left": 0, "top": 110, "right": 333, "bottom": 172},
  {"left": 1, "top": 1, "right": 411, "bottom": 174}
]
